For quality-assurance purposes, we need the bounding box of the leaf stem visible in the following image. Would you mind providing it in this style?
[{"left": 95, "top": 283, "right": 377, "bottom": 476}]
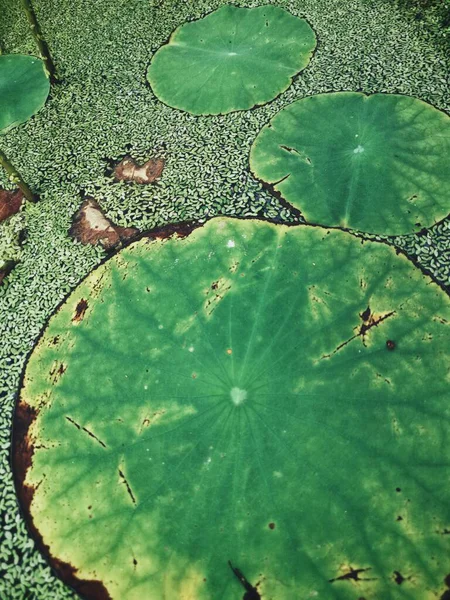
[
  {"left": 21, "top": 0, "right": 58, "bottom": 83},
  {"left": 0, "top": 148, "right": 36, "bottom": 202}
]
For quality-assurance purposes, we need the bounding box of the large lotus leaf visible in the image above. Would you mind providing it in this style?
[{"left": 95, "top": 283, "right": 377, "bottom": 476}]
[
  {"left": 147, "top": 6, "right": 316, "bottom": 115},
  {"left": 250, "top": 92, "right": 450, "bottom": 235},
  {"left": 0, "top": 54, "right": 50, "bottom": 133},
  {"left": 16, "top": 218, "right": 450, "bottom": 599}
]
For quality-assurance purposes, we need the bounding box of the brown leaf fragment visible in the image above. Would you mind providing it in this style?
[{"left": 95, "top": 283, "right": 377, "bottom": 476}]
[
  {"left": 0, "top": 188, "right": 24, "bottom": 223},
  {"left": 72, "top": 298, "right": 88, "bottom": 323},
  {"left": 114, "top": 156, "right": 165, "bottom": 184},
  {"left": 69, "top": 199, "right": 139, "bottom": 250},
  {"left": 115, "top": 225, "right": 140, "bottom": 241}
]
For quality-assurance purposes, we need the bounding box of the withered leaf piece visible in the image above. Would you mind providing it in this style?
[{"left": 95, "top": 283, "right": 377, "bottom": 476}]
[
  {"left": 69, "top": 199, "right": 138, "bottom": 250},
  {"left": 0, "top": 189, "right": 24, "bottom": 223},
  {"left": 114, "top": 157, "right": 164, "bottom": 184}
]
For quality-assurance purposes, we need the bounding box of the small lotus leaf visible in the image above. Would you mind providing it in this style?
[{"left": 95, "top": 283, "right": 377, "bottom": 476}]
[
  {"left": 147, "top": 5, "right": 316, "bottom": 115},
  {"left": 0, "top": 54, "right": 50, "bottom": 133},
  {"left": 250, "top": 92, "right": 450, "bottom": 235},
  {"left": 16, "top": 218, "right": 450, "bottom": 599}
]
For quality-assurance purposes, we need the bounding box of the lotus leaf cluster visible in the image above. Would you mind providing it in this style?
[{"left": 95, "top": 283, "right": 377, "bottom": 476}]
[{"left": 3, "top": 3, "right": 449, "bottom": 600}]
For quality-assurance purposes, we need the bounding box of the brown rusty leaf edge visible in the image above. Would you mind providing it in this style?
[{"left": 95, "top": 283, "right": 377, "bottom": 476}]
[{"left": 12, "top": 399, "right": 112, "bottom": 599}]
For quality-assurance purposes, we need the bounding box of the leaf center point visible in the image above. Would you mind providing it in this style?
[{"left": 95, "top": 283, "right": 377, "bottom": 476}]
[{"left": 230, "top": 387, "right": 247, "bottom": 406}]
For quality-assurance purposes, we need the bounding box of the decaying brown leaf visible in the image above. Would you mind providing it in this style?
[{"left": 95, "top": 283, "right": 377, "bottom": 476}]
[
  {"left": 0, "top": 189, "right": 24, "bottom": 223},
  {"left": 69, "top": 199, "right": 139, "bottom": 250},
  {"left": 114, "top": 157, "right": 164, "bottom": 184}
]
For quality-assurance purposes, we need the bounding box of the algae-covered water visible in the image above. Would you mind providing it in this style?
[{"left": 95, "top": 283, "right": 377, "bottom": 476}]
[{"left": 0, "top": 0, "right": 449, "bottom": 598}]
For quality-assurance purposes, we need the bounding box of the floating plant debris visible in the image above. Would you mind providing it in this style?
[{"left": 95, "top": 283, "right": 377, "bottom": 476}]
[
  {"left": 0, "top": 189, "right": 23, "bottom": 223},
  {"left": 69, "top": 198, "right": 139, "bottom": 250},
  {"left": 113, "top": 157, "right": 165, "bottom": 184}
]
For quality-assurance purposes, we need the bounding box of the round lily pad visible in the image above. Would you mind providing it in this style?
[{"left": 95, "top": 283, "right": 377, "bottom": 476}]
[
  {"left": 0, "top": 54, "right": 50, "bottom": 133},
  {"left": 147, "top": 5, "right": 316, "bottom": 115},
  {"left": 250, "top": 92, "right": 450, "bottom": 235},
  {"left": 15, "top": 218, "right": 450, "bottom": 599}
]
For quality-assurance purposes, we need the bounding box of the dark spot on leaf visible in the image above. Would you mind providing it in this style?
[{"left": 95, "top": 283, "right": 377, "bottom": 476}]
[
  {"left": 386, "top": 339, "right": 396, "bottom": 350},
  {"left": 268, "top": 522, "right": 275, "bottom": 529},
  {"left": 72, "top": 299, "right": 88, "bottom": 323},
  {"left": 228, "top": 561, "right": 261, "bottom": 599},
  {"left": 396, "top": 487, "right": 401, "bottom": 492},
  {"left": 119, "top": 468, "right": 137, "bottom": 505},
  {"left": 329, "top": 567, "right": 376, "bottom": 583},
  {"left": 65, "top": 417, "right": 107, "bottom": 448},
  {"left": 360, "top": 311, "right": 395, "bottom": 339},
  {"left": 396, "top": 515, "right": 403, "bottom": 521},
  {"left": 360, "top": 306, "right": 371, "bottom": 321},
  {"left": 279, "top": 145, "right": 311, "bottom": 164},
  {"left": 322, "top": 310, "right": 395, "bottom": 359},
  {"left": 12, "top": 400, "right": 37, "bottom": 493},
  {"left": 394, "top": 571, "right": 405, "bottom": 584}
]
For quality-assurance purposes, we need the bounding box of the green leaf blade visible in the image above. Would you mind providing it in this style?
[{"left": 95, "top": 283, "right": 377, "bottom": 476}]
[
  {"left": 250, "top": 92, "right": 450, "bottom": 234},
  {"left": 0, "top": 54, "right": 50, "bottom": 133},
  {"left": 147, "top": 6, "right": 316, "bottom": 115},
  {"left": 16, "top": 219, "right": 450, "bottom": 599}
]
